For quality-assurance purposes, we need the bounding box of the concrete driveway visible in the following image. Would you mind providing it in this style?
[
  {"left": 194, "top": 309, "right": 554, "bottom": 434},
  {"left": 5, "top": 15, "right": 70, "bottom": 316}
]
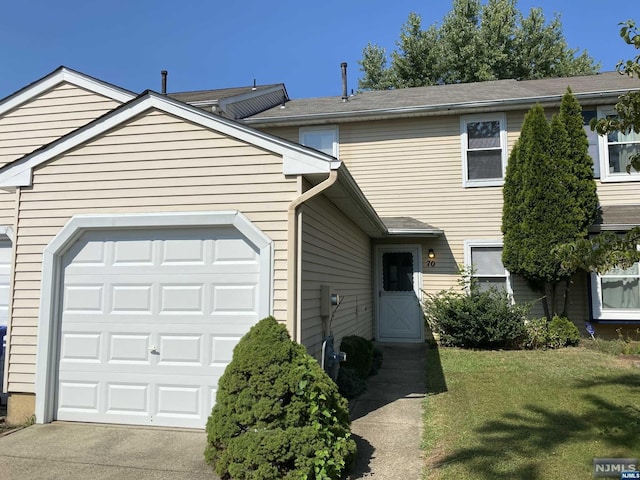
[{"left": 0, "top": 422, "right": 216, "bottom": 480}]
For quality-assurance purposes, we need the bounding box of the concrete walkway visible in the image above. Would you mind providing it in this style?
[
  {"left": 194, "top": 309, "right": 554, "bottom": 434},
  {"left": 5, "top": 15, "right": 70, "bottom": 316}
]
[{"left": 348, "top": 342, "right": 427, "bottom": 479}]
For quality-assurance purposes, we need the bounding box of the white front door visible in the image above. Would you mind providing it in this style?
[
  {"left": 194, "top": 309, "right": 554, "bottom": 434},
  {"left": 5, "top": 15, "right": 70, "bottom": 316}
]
[
  {"left": 56, "top": 226, "right": 263, "bottom": 429},
  {"left": 376, "top": 246, "right": 423, "bottom": 342}
]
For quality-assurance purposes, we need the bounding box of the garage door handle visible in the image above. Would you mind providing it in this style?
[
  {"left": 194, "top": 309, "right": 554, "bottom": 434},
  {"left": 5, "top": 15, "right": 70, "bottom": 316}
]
[{"left": 149, "top": 345, "right": 158, "bottom": 354}]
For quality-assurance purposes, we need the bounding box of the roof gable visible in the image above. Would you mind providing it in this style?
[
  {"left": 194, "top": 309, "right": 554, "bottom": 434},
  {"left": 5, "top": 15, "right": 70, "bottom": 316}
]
[
  {"left": 0, "top": 66, "right": 135, "bottom": 118},
  {"left": 0, "top": 90, "right": 340, "bottom": 187}
]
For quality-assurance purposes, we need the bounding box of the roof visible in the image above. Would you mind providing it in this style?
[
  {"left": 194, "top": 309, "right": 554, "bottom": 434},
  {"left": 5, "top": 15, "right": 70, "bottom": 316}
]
[
  {"left": 168, "top": 83, "right": 289, "bottom": 120},
  {"left": 381, "top": 217, "right": 443, "bottom": 236},
  {"left": 243, "top": 72, "right": 640, "bottom": 126},
  {"left": 593, "top": 205, "right": 640, "bottom": 231},
  {"left": 169, "top": 84, "right": 286, "bottom": 104}
]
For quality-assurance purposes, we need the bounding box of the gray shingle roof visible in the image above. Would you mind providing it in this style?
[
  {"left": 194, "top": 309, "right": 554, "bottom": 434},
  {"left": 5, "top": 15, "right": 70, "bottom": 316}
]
[
  {"left": 594, "top": 205, "right": 640, "bottom": 229},
  {"left": 243, "top": 72, "right": 640, "bottom": 125},
  {"left": 169, "top": 84, "right": 285, "bottom": 104},
  {"left": 381, "top": 217, "right": 443, "bottom": 236}
]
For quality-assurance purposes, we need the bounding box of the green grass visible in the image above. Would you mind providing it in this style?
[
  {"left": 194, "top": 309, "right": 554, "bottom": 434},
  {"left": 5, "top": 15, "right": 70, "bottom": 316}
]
[{"left": 422, "top": 346, "right": 640, "bottom": 479}]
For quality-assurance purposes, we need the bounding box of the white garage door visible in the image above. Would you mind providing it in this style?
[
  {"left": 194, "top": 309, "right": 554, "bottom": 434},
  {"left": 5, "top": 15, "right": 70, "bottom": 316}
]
[{"left": 56, "top": 226, "right": 262, "bottom": 428}]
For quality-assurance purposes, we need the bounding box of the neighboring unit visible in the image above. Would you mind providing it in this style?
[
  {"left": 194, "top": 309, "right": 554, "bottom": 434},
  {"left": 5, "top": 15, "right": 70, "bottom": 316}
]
[{"left": 242, "top": 70, "right": 640, "bottom": 333}]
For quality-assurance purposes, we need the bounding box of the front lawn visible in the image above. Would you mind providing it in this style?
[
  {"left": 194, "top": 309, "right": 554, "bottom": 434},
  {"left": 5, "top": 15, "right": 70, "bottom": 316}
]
[{"left": 422, "top": 346, "right": 640, "bottom": 479}]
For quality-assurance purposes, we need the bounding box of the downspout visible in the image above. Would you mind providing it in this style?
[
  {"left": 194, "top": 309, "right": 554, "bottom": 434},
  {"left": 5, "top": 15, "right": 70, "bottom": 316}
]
[{"left": 287, "top": 169, "right": 339, "bottom": 343}]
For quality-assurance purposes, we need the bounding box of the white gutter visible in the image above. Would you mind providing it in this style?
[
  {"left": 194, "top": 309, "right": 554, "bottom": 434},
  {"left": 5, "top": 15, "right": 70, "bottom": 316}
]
[
  {"left": 287, "top": 170, "right": 339, "bottom": 342},
  {"left": 387, "top": 228, "right": 443, "bottom": 237}
]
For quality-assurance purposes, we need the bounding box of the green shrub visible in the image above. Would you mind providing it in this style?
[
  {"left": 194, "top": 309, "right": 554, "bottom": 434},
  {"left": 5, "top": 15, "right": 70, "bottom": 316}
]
[
  {"left": 547, "top": 316, "right": 581, "bottom": 348},
  {"left": 336, "top": 367, "right": 367, "bottom": 399},
  {"left": 370, "top": 347, "right": 384, "bottom": 376},
  {"left": 205, "top": 317, "right": 356, "bottom": 480},
  {"left": 524, "top": 317, "right": 549, "bottom": 350},
  {"left": 339, "top": 335, "right": 373, "bottom": 379},
  {"left": 424, "top": 287, "right": 530, "bottom": 349}
]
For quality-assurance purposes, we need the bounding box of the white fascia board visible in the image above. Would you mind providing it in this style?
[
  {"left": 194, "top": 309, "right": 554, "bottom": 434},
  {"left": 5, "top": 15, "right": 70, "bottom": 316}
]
[
  {"left": 0, "top": 67, "right": 134, "bottom": 117},
  {"left": 283, "top": 151, "right": 340, "bottom": 175},
  {"left": 0, "top": 92, "right": 337, "bottom": 187}
]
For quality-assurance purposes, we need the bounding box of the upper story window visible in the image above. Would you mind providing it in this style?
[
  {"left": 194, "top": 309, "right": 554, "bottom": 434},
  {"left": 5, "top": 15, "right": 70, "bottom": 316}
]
[
  {"left": 299, "top": 126, "right": 339, "bottom": 158},
  {"left": 460, "top": 114, "right": 507, "bottom": 187},
  {"left": 597, "top": 106, "right": 640, "bottom": 182},
  {"left": 464, "top": 240, "right": 512, "bottom": 294}
]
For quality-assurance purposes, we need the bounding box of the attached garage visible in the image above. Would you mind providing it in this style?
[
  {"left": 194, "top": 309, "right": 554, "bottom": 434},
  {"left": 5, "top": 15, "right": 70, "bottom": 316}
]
[
  {"left": 36, "top": 212, "right": 273, "bottom": 428},
  {"left": 0, "top": 87, "right": 380, "bottom": 429}
]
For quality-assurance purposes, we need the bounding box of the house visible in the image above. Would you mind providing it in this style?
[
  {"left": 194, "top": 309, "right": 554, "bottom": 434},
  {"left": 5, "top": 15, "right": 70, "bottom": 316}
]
[
  {"left": 0, "top": 66, "right": 638, "bottom": 429},
  {"left": 241, "top": 69, "right": 640, "bottom": 335},
  {"left": 0, "top": 67, "right": 393, "bottom": 428}
]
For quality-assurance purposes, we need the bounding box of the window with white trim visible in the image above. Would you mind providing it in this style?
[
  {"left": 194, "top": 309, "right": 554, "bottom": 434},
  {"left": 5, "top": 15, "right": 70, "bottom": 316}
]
[
  {"left": 299, "top": 126, "right": 338, "bottom": 157},
  {"left": 597, "top": 106, "right": 640, "bottom": 182},
  {"left": 464, "top": 241, "right": 512, "bottom": 294},
  {"left": 460, "top": 114, "right": 507, "bottom": 187},
  {"left": 591, "top": 252, "right": 640, "bottom": 321}
]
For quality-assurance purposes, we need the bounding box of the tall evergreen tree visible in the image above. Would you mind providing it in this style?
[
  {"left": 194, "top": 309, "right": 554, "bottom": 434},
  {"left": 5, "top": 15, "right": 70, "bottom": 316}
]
[
  {"left": 358, "top": 1, "right": 600, "bottom": 91},
  {"left": 358, "top": 43, "right": 395, "bottom": 91},
  {"left": 502, "top": 92, "right": 599, "bottom": 320},
  {"left": 390, "top": 13, "right": 440, "bottom": 87}
]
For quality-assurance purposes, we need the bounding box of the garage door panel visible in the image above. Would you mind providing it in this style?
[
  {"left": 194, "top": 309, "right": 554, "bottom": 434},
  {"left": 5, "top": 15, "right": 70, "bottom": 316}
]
[
  {"left": 106, "top": 383, "right": 149, "bottom": 415},
  {"left": 57, "top": 226, "right": 264, "bottom": 428},
  {"left": 63, "top": 278, "right": 259, "bottom": 315},
  {"left": 60, "top": 333, "right": 102, "bottom": 362},
  {"left": 58, "top": 380, "right": 100, "bottom": 413}
]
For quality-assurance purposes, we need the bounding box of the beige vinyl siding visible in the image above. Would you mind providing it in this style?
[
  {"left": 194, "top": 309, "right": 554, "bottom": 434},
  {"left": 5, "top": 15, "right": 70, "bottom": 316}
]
[
  {"left": 0, "top": 83, "right": 122, "bottom": 167},
  {"left": 0, "top": 83, "right": 123, "bottom": 232},
  {"left": 7, "top": 109, "right": 297, "bottom": 393},
  {"left": 264, "top": 112, "right": 567, "bottom": 319},
  {"left": 300, "top": 191, "right": 373, "bottom": 360},
  {"left": 0, "top": 190, "right": 15, "bottom": 228},
  {"left": 262, "top": 107, "right": 636, "bottom": 328}
]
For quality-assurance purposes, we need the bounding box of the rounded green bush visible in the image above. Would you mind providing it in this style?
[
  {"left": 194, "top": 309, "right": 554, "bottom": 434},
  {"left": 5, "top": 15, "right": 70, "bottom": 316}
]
[
  {"left": 339, "top": 335, "right": 373, "bottom": 379},
  {"left": 336, "top": 366, "right": 367, "bottom": 399},
  {"left": 204, "top": 316, "right": 356, "bottom": 480},
  {"left": 424, "top": 288, "right": 529, "bottom": 349},
  {"left": 547, "top": 315, "right": 581, "bottom": 348}
]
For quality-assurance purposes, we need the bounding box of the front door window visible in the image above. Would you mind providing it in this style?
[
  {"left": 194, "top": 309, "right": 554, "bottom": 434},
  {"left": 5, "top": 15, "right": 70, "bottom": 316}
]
[{"left": 382, "top": 252, "right": 414, "bottom": 292}]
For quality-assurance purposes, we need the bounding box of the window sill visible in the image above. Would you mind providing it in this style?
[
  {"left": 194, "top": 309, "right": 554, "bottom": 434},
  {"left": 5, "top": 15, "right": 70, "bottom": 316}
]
[
  {"left": 463, "top": 179, "right": 505, "bottom": 188},
  {"left": 599, "top": 173, "right": 640, "bottom": 183}
]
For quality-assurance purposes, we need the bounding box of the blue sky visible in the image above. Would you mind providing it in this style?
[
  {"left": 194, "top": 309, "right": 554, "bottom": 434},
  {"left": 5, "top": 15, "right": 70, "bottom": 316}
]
[{"left": 0, "top": 1, "right": 634, "bottom": 100}]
